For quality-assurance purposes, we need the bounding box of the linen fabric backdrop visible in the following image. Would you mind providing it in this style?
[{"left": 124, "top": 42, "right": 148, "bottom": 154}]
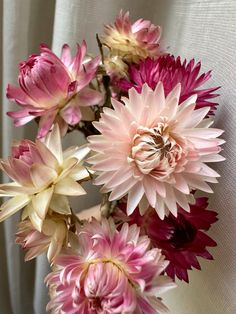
[{"left": 0, "top": 0, "right": 235, "bottom": 313}]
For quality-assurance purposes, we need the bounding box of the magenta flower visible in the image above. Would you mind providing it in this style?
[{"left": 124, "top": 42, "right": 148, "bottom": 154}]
[
  {"left": 46, "top": 218, "right": 175, "bottom": 313},
  {"left": 88, "top": 83, "right": 224, "bottom": 218},
  {"left": 7, "top": 42, "right": 103, "bottom": 137},
  {"left": 115, "top": 197, "right": 218, "bottom": 282},
  {"left": 118, "top": 56, "right": 220, "bottom": 114}
]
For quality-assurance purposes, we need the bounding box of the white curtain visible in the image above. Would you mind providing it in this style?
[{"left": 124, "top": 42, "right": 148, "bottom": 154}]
[{"left": 0, "top": 0, "right": 235, "bottom": 313}]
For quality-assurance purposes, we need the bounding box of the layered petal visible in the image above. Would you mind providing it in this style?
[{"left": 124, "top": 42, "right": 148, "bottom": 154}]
[
  {"left": 118, "top": 55, "right": 220, "bottom": 114},
  {"left": 89, "top": 83, "right": 224, "bottom": 218},
  {"left": 0, "top": 124, "right": 90, "bottom": 230},
  {"left": 114, "top": 197, "right": 218, "bottom": 282},
  {"left": 46, "top": 218, "right": 174, "bottom": 313},
  {"left": 7, "top": 42, "right": 102, "bottom": 137}
]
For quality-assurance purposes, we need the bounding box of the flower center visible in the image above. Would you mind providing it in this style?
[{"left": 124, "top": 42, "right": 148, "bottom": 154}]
[
  {"left": 170, "top": 216, "right": 197, "bottom": 249},
  {"left": 20, "top": 56, "right": 39, "bottom": 74},
  {"left": 131, "top": 124, "right": 183, "bottom": 179},
  {"left": 13, "top": 141, "right": 34, "bottom": 166}
]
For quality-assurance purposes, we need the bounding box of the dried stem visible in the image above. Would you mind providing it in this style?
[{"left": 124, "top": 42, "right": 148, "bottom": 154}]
[{"left": 96, "top": 34, "right": 104, "bottom": 64}]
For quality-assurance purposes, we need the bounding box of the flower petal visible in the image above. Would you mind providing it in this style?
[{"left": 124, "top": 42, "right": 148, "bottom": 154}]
[
  {"left": 54, "top": 177, "right": 86, "bottom": 196},
  {"left": 0, "top": 195, "right": 30, "bottom": 222},
  {"left": 30, "top": 163, "right": 57, "bottom": 189},
  {"left": 32, "top": 186, "right": 54, "bottom": 220},
  {"left": 45, "top": 124, "right": 63, "bottom": 164},
  {"left": 49, "top": 194, "right": 71, "bottom": 215}
]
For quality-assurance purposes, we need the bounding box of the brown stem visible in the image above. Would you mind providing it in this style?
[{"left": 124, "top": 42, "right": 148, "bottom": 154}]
[{"left": 96, "top": 34, "right": 104, "bottom": 64}]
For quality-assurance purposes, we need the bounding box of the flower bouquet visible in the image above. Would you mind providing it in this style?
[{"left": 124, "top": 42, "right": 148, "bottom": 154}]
[{"left": 0, "top": 11, "right": 225, "bottom": 313}]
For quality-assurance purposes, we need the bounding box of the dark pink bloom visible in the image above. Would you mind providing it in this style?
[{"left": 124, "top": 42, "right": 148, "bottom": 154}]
[
  {"left": 7, "top": 42, "right": 103, "bottom": 137},
  {"left": 115, "top": 197, "right": 218, "bottom": 282},
  {"left": 118, "top": 55, "right": 220, "bottom": 114}
]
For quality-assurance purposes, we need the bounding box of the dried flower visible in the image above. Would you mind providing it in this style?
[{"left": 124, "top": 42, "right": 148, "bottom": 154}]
[
  {"left": 0, "top": 124, "right": 90, "bottom": 231},
  {"left": 16, "top": 215, "right": 68, "bottom": 263},
  {"left": 102, "top": 11, "right": 162, "bottom": 64},
  {"left": 115, "top": 197, "right": 218, "bottom": 282},
  {"left": 7, "top": 42, "right": 103, "bottom": 137},
  {"left": 88, "top": 83, "right": 224, "bottom": 218},
  {"left": 46, "top": 218, "right": 175, "bottom": 313},
  {"left": 118, "top": 56, "right": 220, "bottom": 114}
]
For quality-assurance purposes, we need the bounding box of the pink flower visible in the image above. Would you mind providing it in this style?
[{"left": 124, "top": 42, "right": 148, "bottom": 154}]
[
  {"left": 46, "top": 218, "right": 175, "bottom": 313},
  {"left": 0, "top": 124, "right": 90, "bottom": 231},
  {"left": 16, "top": 216, "right": 68, "bottom": 263},
  {"left": 88, "top": 83, "right": 225, "bottom": 218},
  {"left": 102, "top": 11, "right": 162, "bottom": 64},
  {"left": 7, "top": 42, "right": 103, "bottom": 138},
  {"left": 115, "top": 197, "right": 218, "bottom": 282},
  {"left": 118, "top": 56, "right": 220, "bottom": 114}
]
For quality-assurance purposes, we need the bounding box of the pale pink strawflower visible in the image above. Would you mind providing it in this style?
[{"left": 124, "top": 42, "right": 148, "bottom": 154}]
[
  {"left": 46, "top": 218, "right": 175, "bottom": 313},
  {"left": 7, "top": 42, "right": 103, "bottom": 138},
  {"left": 16, "top": 215, "right": 68, "bottom": 263},
  {"left": 118, "top": 55, "right": 220, "bottom": 114},
  {"left": 0, "top": 124, "right": 90, "bottom": 231},
  {"left": 102, "top": 11, "right": 162, "bottom": 64},
  {"left": 88, "top": 83, "right": 225, "bottom": 218}
]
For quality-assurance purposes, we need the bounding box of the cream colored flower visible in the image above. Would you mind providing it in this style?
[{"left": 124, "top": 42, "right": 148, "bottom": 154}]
[{"left": 0, "top": 124, "right": 90, "bottom": 231}]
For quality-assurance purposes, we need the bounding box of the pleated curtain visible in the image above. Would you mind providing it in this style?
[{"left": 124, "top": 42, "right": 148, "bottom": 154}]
[{"left": 0, "top": 0, "right": 235, "bottom": 313}]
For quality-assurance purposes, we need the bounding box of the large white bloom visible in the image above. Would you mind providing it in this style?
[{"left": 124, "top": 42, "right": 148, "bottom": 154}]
[{"left": 88, "top": 83, "right": 225, "bottom": 218}]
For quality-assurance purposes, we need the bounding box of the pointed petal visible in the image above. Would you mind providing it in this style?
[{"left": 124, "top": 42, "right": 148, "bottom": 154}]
[
  {"left": 65, "top": 145, "right": 90, "bottom": 161},
  {"left": 45, "top": 124, "right": 63, "bottom": 164},
  {"left": 50, "top": 194, "right": 71, "bottom": 215},
  {"left": 69, "top": 165, "right": 90, "bottom": 181},
  {"left": 127, "top": 183, "right": 144, "bottom": 215},
  {"left": 29, "top": 209, "right": 44, "bottom": 232},
  {"left": 183, "top": 106, "right": 210, "bottom": 128},
  {"left": 54, "top": 177, "right": 86, "bottom": 196},
  {"left": 32, "top": 186, "right": 54, "bottom": 220},
  {"left": 0, "top": 195, "right": 30, "bottom": 222},
  {"left": 37, "top": 110, "right": 58, "bottom": 138},
  {"left": 0, "top": 182, "right": 33, "bottom": 196}
]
